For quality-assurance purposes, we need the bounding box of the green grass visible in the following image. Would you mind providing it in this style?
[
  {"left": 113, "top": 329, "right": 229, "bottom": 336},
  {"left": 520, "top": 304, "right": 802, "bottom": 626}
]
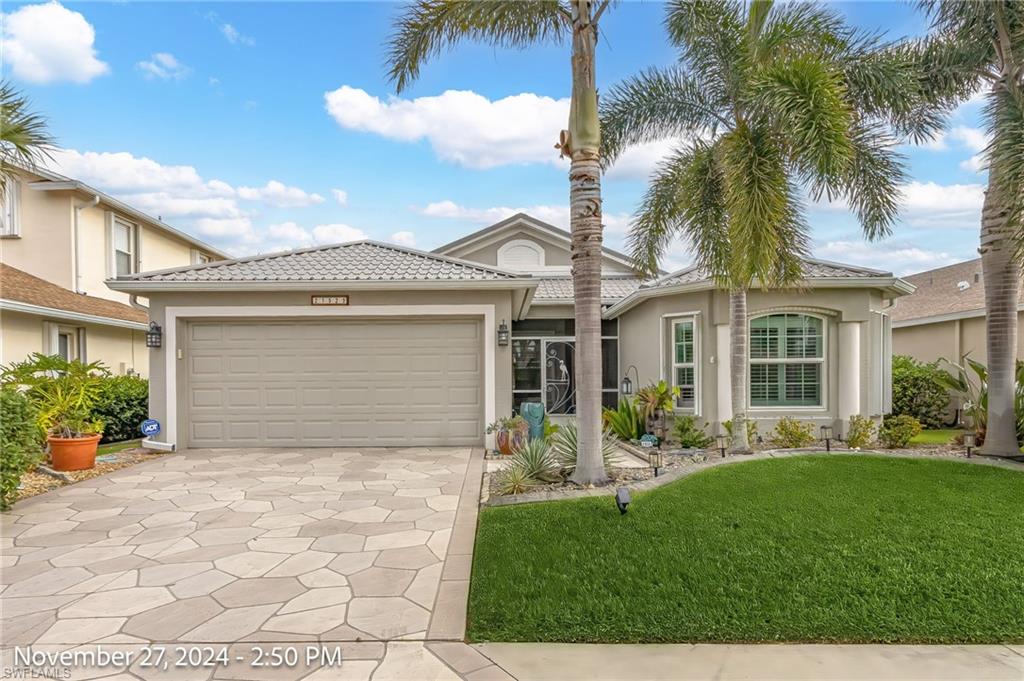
[
  {"left": 97, "top": 439, "right": 142, "bottom": 455},
  {"left": 910, "top": 428, "right": 964, "bottom": 446},
  {"left": 468, "top": 455, "right": 1024, "bottom": 643}
]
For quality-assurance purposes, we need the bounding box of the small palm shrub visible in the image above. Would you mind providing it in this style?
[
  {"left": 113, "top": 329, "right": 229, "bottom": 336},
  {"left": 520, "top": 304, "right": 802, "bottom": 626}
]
[
  {"left": 879, "top": 415, "right": 922, "bottom": 449},
  {"left": 723, "top": 418, "right": 758, "bottom": 443},
  {"left": 0, "top": 389, "right": 42, "bottom": 510},
  {"left": 1, "top": 354, "right": 107, "bottom": 438},
  {"left": 771, "top": 417, "right": 816, "bottom": 448},
  {"left": 509, "top": 438, "right": 561, "bottom": 483},
  {"left": 846, "top": 415, "right": 876, "bottom": 449},
  {"left": 551, "top": 420, "right": 620, "bottom": 474},
  {"left": 495, "top": 466, "right": 537, "bottom": 496},
  {"left": 673, "top": 415, "right": 712, "bottom": 449},
  {"left": 602, "top": 397, "right": 644, "bottom": 440}
]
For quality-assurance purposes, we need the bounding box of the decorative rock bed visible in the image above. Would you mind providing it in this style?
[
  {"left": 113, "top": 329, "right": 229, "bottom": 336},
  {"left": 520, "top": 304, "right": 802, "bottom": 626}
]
[{"left": 15, "top": 446, "right": 172, "bottom": 504}]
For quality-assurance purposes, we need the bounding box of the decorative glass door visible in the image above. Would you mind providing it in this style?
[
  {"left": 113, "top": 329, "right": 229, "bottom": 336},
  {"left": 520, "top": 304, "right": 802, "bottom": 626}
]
[{"left": 544, "top": 340, "right": 576, "bottom": 415}]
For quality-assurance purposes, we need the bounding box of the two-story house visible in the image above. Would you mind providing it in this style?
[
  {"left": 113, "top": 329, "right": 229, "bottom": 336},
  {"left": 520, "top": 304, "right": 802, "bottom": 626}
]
[{"left": 0, "top": 164, "right": 227, "bottom": 376}]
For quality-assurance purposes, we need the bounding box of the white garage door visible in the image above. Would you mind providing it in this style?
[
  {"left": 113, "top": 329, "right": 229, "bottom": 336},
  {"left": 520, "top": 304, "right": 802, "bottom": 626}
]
[{"left": 185, "top": 318, "right": 484, "bottom": 447}]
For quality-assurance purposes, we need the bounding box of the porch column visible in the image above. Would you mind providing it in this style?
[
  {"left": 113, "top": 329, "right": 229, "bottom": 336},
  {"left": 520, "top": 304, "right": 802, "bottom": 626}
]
[
  {"left": 838, "top": 321, "right": 862, "bottom": 435},
  {"left": 716, "top": 323, "right": 732, "bottom": 431}
]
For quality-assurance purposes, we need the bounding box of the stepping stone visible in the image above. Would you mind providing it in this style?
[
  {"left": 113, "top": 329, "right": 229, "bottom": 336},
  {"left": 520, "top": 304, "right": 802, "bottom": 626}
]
[
  {"left": 277, "top": 586, "right": 352, "bottom": 614},
  {"left": 212, "top": 578, "right": 305, "bottom": 607},
  {"left": 215, "top": 551, "right": 287, "bottom": 578},
  {"left": 347, "top": 598, "right": 430, "bottom": 639},
  {"left": 263, "top": 603, "right": 349, "bottom": 635},
  {"left": 35, "top": 617, "right": 126, "bottom": 644},
  {"left": 122, "top": 596, "right": 223, "bottom": 640},
  {"left": 349, "top": 567, "right": 416, "bottom": 597},
  {"left": 182, "top": 604, "right": 278, "bottom": 642},
  {"left": 265, "top": 551, "right": 334, "bottom": 577}
]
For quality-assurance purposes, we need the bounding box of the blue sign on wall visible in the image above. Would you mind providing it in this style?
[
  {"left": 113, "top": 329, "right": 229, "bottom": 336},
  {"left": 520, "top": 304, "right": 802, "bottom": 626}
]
[{"left": 140, "top": 419, "right": 161, "bottom": 437}]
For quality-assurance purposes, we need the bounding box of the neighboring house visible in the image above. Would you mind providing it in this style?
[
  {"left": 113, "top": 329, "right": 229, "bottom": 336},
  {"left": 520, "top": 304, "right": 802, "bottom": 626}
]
[
  {"left": 0, "top": 165, "right": 227, "bottom": 375},
  {"left": 892, "top": 258, "right": 1024, "bottom": 365},
  {"left": 107, "top": 213, "right": 912, "bottom": 450}
]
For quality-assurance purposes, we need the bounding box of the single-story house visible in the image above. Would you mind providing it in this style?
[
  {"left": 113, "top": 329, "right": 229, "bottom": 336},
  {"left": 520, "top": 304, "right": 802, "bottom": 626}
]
[
  {"left": 107, "top": 214, "right": 913, "bottom": 450},
  {"left": 892, "top": 258, "right": 1024, "bottom": 365}
]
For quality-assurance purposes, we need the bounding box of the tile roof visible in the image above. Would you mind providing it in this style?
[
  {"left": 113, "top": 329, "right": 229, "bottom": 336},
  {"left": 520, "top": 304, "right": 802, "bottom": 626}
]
[
  {"left": 891, "top": 258, "right": 1024, "bottom": 322},
  {"left": 534, "top": 276, "right": 644, "bottom": 303},
  {"left": 1, "top": 264, "right": 147, "bottom": 325},
  {"left": 117, "top": 241, "right": 527, "bottom": 283},
  {"left": 646, "top": 258, "right": 892, "bottom": 289}
]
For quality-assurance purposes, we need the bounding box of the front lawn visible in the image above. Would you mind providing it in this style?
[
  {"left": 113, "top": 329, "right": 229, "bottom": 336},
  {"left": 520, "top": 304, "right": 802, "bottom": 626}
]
[
  {"left": 910, "top": 428, "right": 964, "bottom": 446},
  {"left": 468, "top": 455, "right": 1024, "bottom": 643}
]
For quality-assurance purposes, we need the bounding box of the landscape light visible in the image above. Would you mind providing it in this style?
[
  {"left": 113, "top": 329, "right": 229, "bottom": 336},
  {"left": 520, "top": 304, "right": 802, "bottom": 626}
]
[
  {"left": 715, "top": 434, "right": 728, "bottom": 458},
  {"left": 649, "top": 448, "right": 663, "bottom": 477},
  {"left": 820, "top": 425, "right": 834, "bottom": 452},
  {"left": 963, "top": 432, "right": 976, "bottom": 458},
  {"left": 615, "top": 487, "right": 631, "bottom": 515}
]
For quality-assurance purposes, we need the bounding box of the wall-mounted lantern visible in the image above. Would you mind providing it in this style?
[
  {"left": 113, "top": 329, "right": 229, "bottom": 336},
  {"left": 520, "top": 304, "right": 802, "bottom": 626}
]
[
  {"left": 145, "top": 322, "right": 163, "bottom": 348},
  {"left": 497, "top": 320, "right": 510, "bottom": 347},
  {"left": 621, "top": 365, "right": 639, "bottom": 396}
]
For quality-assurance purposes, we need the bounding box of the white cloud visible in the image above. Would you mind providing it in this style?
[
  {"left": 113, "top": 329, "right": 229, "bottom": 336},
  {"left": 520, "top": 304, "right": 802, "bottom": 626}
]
[
  {"left": 325, "top": 86, "right": 570, "bottom": 169},
  {"left": 390, "top": 231, "right": 416, "bottom": 247},
  {"left": 948, "top": 126, "right": 988, "bottom": 153},
  {"left": 220, "top": 22, "right": 254, "bottom": 46},
  {"left": 331, "top": 188, "right": 349, "bottom": 206},
  {"left": 136, "top": 52, "right": 190, "bottom": 81},
  {"left": 2, "top": 1, "right": 109, "bottom": 84},
  {"left": 312, "top": 224, "right": 367, "bottom": 244},
  {"left": 815, "top": 240, "right": 958, "bottom": 276},
  {"left": 815, "top": 180, "right": 984, "bottom": 229},
  {"left": 960, "top": 153, "right": 988, "bottom": 173},
  {"left": 237, "top": 180, "right": 325, "bottom": 208},
  {"left": 418, "top": 200, "right": 632, "bottom": 236}
]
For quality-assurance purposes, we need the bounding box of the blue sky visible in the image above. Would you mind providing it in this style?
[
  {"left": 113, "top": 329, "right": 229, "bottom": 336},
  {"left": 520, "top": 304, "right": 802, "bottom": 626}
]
[{"left": 2, "top": 1, "right": 989, "bottom": 274}]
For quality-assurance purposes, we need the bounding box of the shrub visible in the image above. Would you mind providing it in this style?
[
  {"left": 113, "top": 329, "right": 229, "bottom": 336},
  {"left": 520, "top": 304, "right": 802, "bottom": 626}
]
[
  {"left": 510, "top": 438, "right": 561, "bottom": 483},
  {"left": 602, "top": 397, "right": 644, "bottom": 440},
  {"left": 935, "top": 356, "right": 1024, "bottom": 447},
  {"left": 495, "top": 466, "right": 537, "bottom": 496},
  {"left": 92, "top": 375, "right": 149, "bottom": 443},
  {"left": 635, "top": 380, "right": 679, "bottom": 423},
  {"left": 846, "top": 415, "right": 876, "bottom": 449},
  {"left": 673, "top": 415, "right": 712, "bottom": 449},
  {"left": 892, "top": 355, "right": 951, "bottom": 429},
  {"left": 1, "top": 353, "right": 107, "bottom": 437},
  {"left": 723, "top": 418, "right": 759, "bottom": 443},
  {"left": 771, "top": 417, "right": 816, "bottom": 448},
  {"left": 1, "top": 390, "right": 42, "bottom": 511},
  {"left": 551, "top": 421, "right": 620, "bottom": 474},
  {"left": 879, "top": 414, "right": 922, "bottom": 449}
]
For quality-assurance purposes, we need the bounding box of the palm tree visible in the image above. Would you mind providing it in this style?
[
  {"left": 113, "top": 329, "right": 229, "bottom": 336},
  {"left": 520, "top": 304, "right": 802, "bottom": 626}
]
[
  {"left": 917, "top": 1, "right": 1024, "bottom": 456},
  {"left": 0, "top": 81, "right": 53, "bottom": 191},
  {"left": 600, "top": 0, "right": 940, "bottom": 451},
  {"left": 387, "top": 0, "right": 614, "bottom": 483}
]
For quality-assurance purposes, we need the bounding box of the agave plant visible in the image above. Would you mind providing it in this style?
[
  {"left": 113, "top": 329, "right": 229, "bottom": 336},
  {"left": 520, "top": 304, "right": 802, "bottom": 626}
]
[
  {"left": 495, "top": 466, "right": 537, "bottom": 496},
  {"left": 602, "top": 397, "right": 644, "bottom": 440},
  {"left": 509, "top": 438, "right": 561, "bottom": 483},
  {"left": 551, "top": 421, "right": 621, "bottom": 475}
]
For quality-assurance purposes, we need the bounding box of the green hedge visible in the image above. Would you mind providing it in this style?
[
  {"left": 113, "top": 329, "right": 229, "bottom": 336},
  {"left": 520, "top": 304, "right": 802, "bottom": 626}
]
[
  {"left": 892, "top": 355, "right": 951, "bottom": 429},
  {"left": 1, "top": 390, "right": 42, "bottom": 511},
  {"left": 92, "top": 375, "right": 149, "bottom": 443}
]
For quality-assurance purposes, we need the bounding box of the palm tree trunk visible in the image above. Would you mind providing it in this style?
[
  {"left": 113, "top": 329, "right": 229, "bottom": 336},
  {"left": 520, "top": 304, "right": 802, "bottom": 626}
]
[
  {"left": 979, "top": 159, "right": 1020, "bottom": 456},
  {"left": 729, "top": 289, "right": 752, "bottom": 453},
  {"left": 567, "top": 0, "right": 606, "bottom": 485}
]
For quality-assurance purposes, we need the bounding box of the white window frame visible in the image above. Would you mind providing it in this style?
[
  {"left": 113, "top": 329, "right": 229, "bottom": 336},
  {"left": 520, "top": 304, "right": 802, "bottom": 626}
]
[
  {"left": 192, "top": 249, "right": 213, "bottom": 265},
  {"left": 1, "top": 179, "right": 21, "bottom": 237},
  {"left": 56, "top": 326, "right": 80, "bottom": 361},
  {"left": 748, "top": 312, "right": 828, "bottom": 411},
  {"left": 111, "top": 217, "right": 138, "bottom": 277},
  {"left": 671, "top": 317, "right": 698, "bottom": 413},
  {"left": 660, "top": 312, "right": 701, "bottom": 416}
]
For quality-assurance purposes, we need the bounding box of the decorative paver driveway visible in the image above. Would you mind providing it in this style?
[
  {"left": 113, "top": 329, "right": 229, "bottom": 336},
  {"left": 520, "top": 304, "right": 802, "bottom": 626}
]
[{"left": 1, "top": 447, "right": 507, "bottom": 680}]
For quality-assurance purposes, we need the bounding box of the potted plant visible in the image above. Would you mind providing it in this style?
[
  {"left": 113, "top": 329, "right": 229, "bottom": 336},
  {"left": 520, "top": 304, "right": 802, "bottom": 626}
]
[
  {"left": 486, "top": 415, "right": 529, "bottom": 456},
  {"left": 1, "top": 353, "right": 108, "bottom": 471},
  {"left": 636, "top": 380, "right": 680, "bottom": 439}
]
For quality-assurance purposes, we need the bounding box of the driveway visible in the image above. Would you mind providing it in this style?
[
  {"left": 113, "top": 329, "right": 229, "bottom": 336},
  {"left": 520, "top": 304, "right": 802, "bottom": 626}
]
[{"left": 1, "top": 447, "right": 506, "bottom": 680}]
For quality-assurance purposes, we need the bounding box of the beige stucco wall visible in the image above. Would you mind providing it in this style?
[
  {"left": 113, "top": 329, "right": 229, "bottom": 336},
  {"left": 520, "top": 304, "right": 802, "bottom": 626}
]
[
  {"left": 448, "top": 230, "right": 635, "bottom": 275},
  {"left": 144, "top": 288, "right": 516, "bottom": 448},
  {"left": 892, "top": 312, "right": 1024, "bottom": 365},
  {"left": 616, "top": 287, "right": 892, "bottom": 435},
  {"left": 0, "top": 310, "right": 147, "bottom": 375},
  {"left": 0, "top": 176, "right": 74, "bottom": 288}
]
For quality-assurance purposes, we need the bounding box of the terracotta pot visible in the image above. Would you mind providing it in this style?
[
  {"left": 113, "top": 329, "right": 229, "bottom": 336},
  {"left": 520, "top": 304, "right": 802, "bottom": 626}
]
[
  {"left": 496, "top": 430, "right": 513, "bottom": 456},
  {"left": 48, "top": 434, "right": 101, "bottom": 472},
  {"left": 510, "top": 429, "right": 528, "bottom": 452}
]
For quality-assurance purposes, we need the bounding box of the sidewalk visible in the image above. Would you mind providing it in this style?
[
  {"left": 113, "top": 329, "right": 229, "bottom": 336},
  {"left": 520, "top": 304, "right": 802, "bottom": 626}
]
[{"left": 469, "top": 642, "right": 1024, "bottom": 681}]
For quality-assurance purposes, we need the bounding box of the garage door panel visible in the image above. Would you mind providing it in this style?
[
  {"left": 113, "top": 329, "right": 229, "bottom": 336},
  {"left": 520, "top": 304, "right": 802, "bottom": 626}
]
[{"left": 186, "top": 319, "right": 484, "bottom": 447}]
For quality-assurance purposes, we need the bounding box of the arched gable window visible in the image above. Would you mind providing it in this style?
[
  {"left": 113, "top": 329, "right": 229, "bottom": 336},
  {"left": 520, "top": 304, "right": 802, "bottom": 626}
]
[
  {"left": 497, "top": 239, "right": 545, "bottom": 271},
  {"left": 749, "top": 313, "right": 824, "bottom": 407}
]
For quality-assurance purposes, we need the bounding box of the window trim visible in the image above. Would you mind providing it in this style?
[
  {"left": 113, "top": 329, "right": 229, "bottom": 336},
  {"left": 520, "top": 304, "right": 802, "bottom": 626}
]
[
  {"left": 748, "top": 311, "right": 828, "bottom": 412},
  {"left": 112, "top": 217, "right": 138, "bottom": 277},
  {"left": 671, "top": 317, "right": 698, "bottom": 413},
  {"left": 1, "top": 179, "right": 21, "bottom": 237},
  {"left": 511, "top": 331, "right": 620, "bottom": 416},
  {"left": 192, "top": 249, "right": 213, "bottom": 265},
  {"left": 660, "top": 312, "right": 701, "bottom": 416}
]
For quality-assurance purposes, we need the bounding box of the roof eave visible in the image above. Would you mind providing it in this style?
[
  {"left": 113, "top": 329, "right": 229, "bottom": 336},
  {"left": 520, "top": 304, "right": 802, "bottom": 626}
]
[
  {"left": 0, "top": 299, "right": 148, "bottom": 330},
  {"left": 105, "top": 279, "right": 539, "bottom": 293}
]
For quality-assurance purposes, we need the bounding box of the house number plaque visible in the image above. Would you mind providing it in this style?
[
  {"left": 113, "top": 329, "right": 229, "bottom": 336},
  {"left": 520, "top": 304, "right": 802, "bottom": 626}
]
[{"left": 311, "top": 295, "right": 349, "bottom": 306}]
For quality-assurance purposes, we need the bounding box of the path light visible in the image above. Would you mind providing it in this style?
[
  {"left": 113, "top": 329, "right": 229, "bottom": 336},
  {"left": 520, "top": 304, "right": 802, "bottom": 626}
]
[
  {"left": 963, "top": 432, "right": 975, "bottom": 458},
  {"left": 649, "top": 448, "right": 663, "bottom": 477},
  {"left": 496, "top": 320, "right": 510, "bottom": 347},
  {"left": 615, "top": 487, "right": 631, "bottom": 515},
  {"left": 820, "top": 425, "right": 834, "bottom": 452},
  {"left": 621, "top": 365, "right": 639, "bottom": 396},
  {"left": 145, "top": 322, "right": 162, "bottom": 348},
  {"left": 715, "top": 434, "right": 728, "bottom": 459}
]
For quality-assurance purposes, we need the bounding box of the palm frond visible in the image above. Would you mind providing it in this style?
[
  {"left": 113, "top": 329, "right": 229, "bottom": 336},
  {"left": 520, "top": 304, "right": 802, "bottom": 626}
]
[
  {"left": 599, "top": 65, "right": 728, "bottom": 167},
  {"left": 837, "top": 121, "right": 907, "bottom": 241},
  {"left": 756, "top": 2, "right": 846, "bottom": 60},
  {"left": 664, "top": 0, "right": 745, "bottom": 100},
  {"left": 0, "top": 82, "right": 54, "bottom": 190},
  {"left": 386, "top": 0, "right": 569, "bottom": 93}
]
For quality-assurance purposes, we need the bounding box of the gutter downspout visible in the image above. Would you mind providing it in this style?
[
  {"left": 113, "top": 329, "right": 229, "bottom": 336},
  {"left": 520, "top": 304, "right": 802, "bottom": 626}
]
[{"left": 73, "top": 195, "right": 100, "bottom": 293}]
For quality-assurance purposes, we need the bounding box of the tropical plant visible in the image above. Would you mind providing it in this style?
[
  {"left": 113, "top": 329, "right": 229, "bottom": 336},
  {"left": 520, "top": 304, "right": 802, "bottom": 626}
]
[
  {"left": 891, "top": 355, "right": 951, "bottom": 429},
  {"left": 550, "top": 420, "right": 620, "bottom": 475},
  {"left": 673, "top": 415, "right": 713, "bottom": 449},
  {"left": 879, "top": 414, "right": 923, "bottom": 449},
  {"left": 1, "top": 354, "right": 108, "bottom": 438},
  {"left": 634, "top": 380, "right": 680, "bottom": 424},
  {"left": 723, "top": 418, "right": 759, "bottom": 443},
  {"left": 770, "top": 417, "right": 816, "bottom": 449},
  {"left": 92, "top": 375, "right": 148, "bottom": 443},
  {"left": 916, "top": 1, "right": 1024, "bottom": 456},
  {"left": 602, "top": 397, "right": 644, "bottom": 441},
  {"left": 495, "top": 465, "right": 538, "bottom": 496},
  {"left": 510, "top": 438, "right": 562, "bottom": 483},
  {"left": 386, "top": 0, "right": 616, "bottom": 485},
  {"left": 0, "top": 389, "right": 42, "bottom": 511},
  {"left": 0, "top": 81, "right": 54, "bottom": 192},
  {"left": 486, "top": 415, "right": 528, "bottom": 435},
  {"left": 600, "top": 0, "right": 939, "bottom": 454},
  {"left": 935, "top": 356, "right": 1024, "bottom": 446},
  {"left": 846, "top": 415, "right": 877, "bottom": 450}
]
